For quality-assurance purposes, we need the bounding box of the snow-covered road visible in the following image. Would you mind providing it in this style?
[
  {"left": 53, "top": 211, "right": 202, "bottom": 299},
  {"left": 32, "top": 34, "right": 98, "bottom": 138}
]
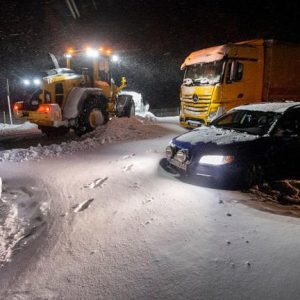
[{"left": 1, "top": 120, "right": 300, "bottom": 299}]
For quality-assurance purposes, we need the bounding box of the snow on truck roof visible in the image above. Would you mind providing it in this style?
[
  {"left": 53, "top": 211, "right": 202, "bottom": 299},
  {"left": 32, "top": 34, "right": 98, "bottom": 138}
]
[
  {"left": 180, "top": 39, "right": 266, "bottom": 69},
  {"left": 181, "top": 45, "right": 226, "bottom": 69},
  {"left": 232, "top": 102, "right": 300, "bottom": 113}
]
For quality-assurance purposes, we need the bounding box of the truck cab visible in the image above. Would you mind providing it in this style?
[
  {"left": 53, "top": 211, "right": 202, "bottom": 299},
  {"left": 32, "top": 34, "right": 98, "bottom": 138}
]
[{"left": 180, "top": 39, "right": 264, "bottom": 128}]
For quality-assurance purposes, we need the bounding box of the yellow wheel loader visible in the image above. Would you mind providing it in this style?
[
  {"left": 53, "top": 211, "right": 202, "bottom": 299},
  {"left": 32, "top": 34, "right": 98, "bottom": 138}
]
[{"left": 13, "top": 47, "right": 134, "bottom": 136}]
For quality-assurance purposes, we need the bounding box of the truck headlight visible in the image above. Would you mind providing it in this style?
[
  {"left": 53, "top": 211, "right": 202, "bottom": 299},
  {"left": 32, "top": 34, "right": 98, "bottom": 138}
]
[{"left": 199, "top": 155, "right": 234, "bottom": 165}]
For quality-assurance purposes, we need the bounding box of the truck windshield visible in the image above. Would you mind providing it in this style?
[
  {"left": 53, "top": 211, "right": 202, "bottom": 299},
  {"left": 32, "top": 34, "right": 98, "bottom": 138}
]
[
  {"left": 184, "top": 60, "right": 224, "bottom": 85},
  {"left": 211, "top": 110, "right": 280, "bottom": 135}
]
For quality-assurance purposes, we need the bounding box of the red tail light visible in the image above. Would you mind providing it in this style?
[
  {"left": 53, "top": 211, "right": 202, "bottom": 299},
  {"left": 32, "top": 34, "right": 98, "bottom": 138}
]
[
  {"left": 13, "top": 102, "right": 23, "bottom": 111},
  {"left": 38, "top": 105, "right": 51, "bottom": 113}
]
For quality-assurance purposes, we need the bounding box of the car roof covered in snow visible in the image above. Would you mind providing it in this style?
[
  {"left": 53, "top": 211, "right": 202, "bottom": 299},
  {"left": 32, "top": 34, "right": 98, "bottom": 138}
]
[{"left": 232, "top": 102, "right": 300, "bottom": 113}]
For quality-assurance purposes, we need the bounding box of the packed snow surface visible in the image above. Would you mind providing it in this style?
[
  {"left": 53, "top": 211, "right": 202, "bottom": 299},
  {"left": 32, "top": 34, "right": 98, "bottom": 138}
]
[
  {"left": 175, "top": 125, "right": 259, "bottom": 145},
  {"left": 0, "top": 180, "right": 48, "bottom": 265},
  {"left": 0, "top": 117, "right": 164, "bottom": 162}
]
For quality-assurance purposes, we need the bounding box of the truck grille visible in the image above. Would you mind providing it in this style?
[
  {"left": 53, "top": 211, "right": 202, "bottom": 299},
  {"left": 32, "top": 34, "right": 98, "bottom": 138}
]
[{"left": 182, "top": 94, "right": 211, "bottom": 115}]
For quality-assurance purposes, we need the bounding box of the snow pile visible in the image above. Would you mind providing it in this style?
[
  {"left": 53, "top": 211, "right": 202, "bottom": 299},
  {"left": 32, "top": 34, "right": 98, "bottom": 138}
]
[
  {"left": 250, "top": 180, "right": 300, "bottom": 205},
  {"left": 0, "top": 117, "right": 162, "bottom": 162},
  {"left": 0, "top": 183, "right": 48, "bottom": 266},
  {"left": 0, "top": 122, "right": 39, "bottom": 137},
  {"left": 176, "top": 125, "right": 259, "bottom": 145},
  {"left": 245, "top": 180, "right": 300, "bottom": 217}
]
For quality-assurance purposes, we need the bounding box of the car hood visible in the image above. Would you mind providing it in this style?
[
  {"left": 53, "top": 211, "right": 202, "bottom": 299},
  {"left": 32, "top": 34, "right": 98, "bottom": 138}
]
[{"left": 173, "top": 126, "right": 260, "bottom": 149}]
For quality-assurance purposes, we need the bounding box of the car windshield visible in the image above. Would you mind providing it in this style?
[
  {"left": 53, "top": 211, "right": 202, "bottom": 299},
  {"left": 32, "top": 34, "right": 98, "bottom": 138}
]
[
  {"left": 211, "top": 109, "right": 281, "bottom": 135},
  {"left": 184, "top": 60, "right": 224, "bottom": 85}
]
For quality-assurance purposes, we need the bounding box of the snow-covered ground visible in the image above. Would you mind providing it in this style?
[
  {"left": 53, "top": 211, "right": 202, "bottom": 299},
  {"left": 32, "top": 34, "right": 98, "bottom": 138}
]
[
  {"left": 1, "top": 116, "right": 300, "bottom": 299},
  {"left": 0, "top": 117, "right": 171, "bottom": 162},
  {"left": 0, "top": 121, "right": 40, "bottom": 137}
]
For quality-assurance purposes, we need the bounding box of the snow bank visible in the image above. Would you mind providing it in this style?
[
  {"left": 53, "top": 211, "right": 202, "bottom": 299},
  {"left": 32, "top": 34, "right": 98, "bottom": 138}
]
[
  {"left": 0, "top": 117, "right": 163, "bottom": 163},
  {"left": 0, "top": 183, "right": 48, "bottom": 266},
  {"left": 245, "top": 180, "right": 300, "bottom": 218},
  {"left": 0, "top": 122, "right": 39, "bottom": 137}
]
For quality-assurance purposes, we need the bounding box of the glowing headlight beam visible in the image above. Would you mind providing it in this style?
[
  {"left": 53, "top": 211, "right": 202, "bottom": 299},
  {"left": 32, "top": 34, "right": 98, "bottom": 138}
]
[
  {"left": 199, "top": 155, "right": 234, "bottom": 165},
  {"left": 111, "top": 54, "right": 119, "bottom": 62},
  {"left": 33, "top": 78, "right": 41, "bottom": 85},
  {"left": 86, "top": 48, "right": 99, "bottom": 57},
  {"left": 23, "top": 79, "right": 30, "bottom": 86}
]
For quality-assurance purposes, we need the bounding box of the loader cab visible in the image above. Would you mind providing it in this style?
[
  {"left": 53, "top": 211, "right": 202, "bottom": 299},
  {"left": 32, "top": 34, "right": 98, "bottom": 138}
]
[{"left": 65, "top": 48, "right": 115, "bottom": 100}]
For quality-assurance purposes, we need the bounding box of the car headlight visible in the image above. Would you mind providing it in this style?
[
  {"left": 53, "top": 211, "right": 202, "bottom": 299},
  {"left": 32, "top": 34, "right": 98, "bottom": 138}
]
[
  {"left": 175, "top": 150, "right": 187, "bottom": 163},
  {"left": 166, "top": 146, "right": 174, "bottom": 159},
  {"left": 199, "top": 155, "right": 234, "bottom": 165}
]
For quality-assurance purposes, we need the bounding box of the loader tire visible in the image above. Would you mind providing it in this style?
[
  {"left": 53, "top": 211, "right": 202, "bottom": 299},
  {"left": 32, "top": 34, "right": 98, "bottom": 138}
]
[
  {"left": 76, "top": 96, "right": 108, "bottom": 136},
  {"left": 39, "top": 126, "right": 69, "bottom": 138}
]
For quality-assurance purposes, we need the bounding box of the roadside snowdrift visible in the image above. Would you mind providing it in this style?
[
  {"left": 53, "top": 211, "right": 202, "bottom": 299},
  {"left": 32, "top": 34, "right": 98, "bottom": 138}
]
[
  {"left": 0, "top": 122, "right": 39, "bottom": 137},
  {"left": 247, "top": 180, "right": 300, "bottom": 217},
  {"left": 0, "top": 117, "right": 164, "bottom": 162},
  {"left": 0, "top": 179, "right": 48, "bottom": 266}
]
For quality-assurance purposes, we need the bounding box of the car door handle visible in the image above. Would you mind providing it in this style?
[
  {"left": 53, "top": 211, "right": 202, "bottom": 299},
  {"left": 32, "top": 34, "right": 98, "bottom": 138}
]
[{"left": 237, "top": 93, "right": 244, "bottom": 98}]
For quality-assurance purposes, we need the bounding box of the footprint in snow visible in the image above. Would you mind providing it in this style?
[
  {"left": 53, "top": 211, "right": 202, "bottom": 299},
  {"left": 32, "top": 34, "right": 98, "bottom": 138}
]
[
  {"left": 73, "top": 198, "right": 94, "bottom": 212},
  {"left": 129, "top": 182, "right": 140, "bottom": 189},
  {"left": 123, "top": 153, "right": 136, "bottom": 159},
  {"left": 122, "top": 164, "right": 133, "bottom": 172},
  {"left": 84, "top": 177, "right": 108, "bottom": 189}
]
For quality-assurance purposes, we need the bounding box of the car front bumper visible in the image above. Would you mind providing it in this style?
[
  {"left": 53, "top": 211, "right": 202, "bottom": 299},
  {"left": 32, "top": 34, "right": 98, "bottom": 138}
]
[{"left": 167, "top": 157, "right": 243, "bottom": 182}]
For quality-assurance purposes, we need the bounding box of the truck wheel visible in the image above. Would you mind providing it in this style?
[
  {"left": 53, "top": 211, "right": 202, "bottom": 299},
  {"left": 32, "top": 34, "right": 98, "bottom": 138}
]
[
  {"left": 39, "top": 126, "right": 69, "bottom": 138},
  {"left": 76, "top": 97, "right": 108, "bottom": 136}
]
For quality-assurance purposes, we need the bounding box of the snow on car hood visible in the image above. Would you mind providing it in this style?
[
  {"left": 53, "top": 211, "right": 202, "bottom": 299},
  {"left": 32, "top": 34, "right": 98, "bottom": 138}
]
[{"left": 175, "top": 126, "right": 260, "bottom": 146}]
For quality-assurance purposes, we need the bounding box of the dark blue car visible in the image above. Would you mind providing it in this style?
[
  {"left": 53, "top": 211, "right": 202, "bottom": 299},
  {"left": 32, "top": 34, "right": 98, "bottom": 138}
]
[{"left": 166, "top": 102, "right": 300, "bottom": 187}]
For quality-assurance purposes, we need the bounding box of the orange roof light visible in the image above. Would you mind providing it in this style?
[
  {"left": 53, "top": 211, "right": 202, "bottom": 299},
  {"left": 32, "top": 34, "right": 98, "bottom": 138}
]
[
  {"left": 106, "top": 49, "right": 112, "bottom": 55},
  {"left": 98, "top": 47, "right": 103, "bottom": 52},
  {"left": 67, "top": 48, "right": 74, "bottom": 54}
]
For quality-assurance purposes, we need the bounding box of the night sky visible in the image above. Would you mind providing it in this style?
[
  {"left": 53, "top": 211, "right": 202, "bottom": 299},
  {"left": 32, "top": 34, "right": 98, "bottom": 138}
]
[{"left": 0, "top": 0, "right": 299, "bottom": 109}]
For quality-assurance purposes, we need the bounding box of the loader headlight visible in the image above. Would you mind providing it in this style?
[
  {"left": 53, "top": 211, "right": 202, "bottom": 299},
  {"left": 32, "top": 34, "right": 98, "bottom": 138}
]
[
  {"left": 86, "top": 48, "right": 99, "bottom": 57},
  {"left": 33, "top": 78, "right": 41, "bottom": 86},
  {"left": 111, "top": 55, "right": 120, "bottom": 62},
  {"left": 199, "top": 155, "right": 234, "bottom": 165},
  {"left": 23, "top": 79, "right": 30, "bottom": 86}
]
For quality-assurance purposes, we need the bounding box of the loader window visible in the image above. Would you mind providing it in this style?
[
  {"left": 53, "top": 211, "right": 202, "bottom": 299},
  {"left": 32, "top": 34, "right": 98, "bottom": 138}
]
[
  {"left": 99, "top": 58, "right": 111, "bottom": 83},
  {"left": 55, "top": 83, "right": 64, "bottom": 107}
]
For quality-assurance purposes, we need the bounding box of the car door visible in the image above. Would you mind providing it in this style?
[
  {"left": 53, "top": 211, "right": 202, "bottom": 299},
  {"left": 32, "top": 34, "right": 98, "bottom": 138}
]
[{"left": 271, "top": 108, "right": 300, "bottom": 177}]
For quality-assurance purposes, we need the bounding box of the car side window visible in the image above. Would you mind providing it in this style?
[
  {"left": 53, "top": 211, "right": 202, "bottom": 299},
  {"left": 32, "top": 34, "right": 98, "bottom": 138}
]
[{"left": 273, "top": 109, "right": 300, "bottom": 137}]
